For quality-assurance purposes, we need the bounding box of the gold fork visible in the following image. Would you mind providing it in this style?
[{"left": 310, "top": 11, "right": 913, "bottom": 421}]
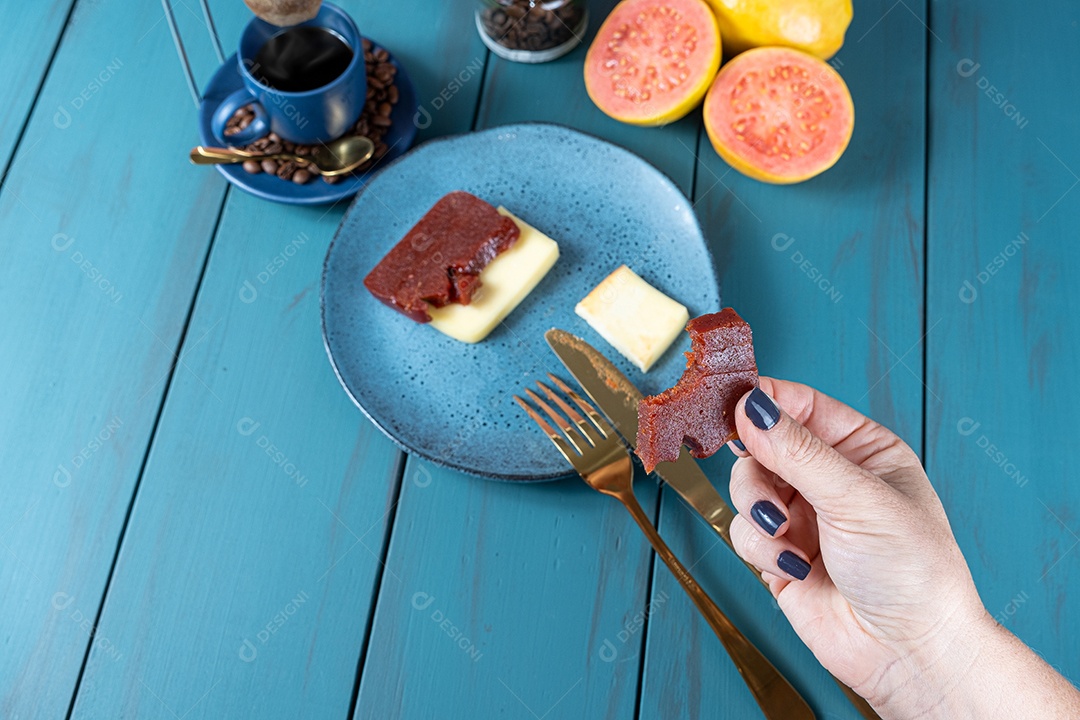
[{"left": 515, "top": 375, "right": 815, "bottom": 720}]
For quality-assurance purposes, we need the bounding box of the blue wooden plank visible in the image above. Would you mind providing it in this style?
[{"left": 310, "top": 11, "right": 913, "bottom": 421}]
[
  {"left": 356, "top": 463, "right": 660, "bottom": 719},
  {"left": 0, "top": 0, "right": 234, "bottom": 715},
  {"left": 0, "top": 0, "right": 74, "bottom": 173},
  {"left": 353, "top": 2, "right": 700, "bottom": 717},
  {"left": 68, "top": 1, "right": 489, "bottom": 717},
  {"left": 69, "top": 193, "right": 405, "bottom": 719},
  {"left": 927, "top": 0, "right": 1080, "bottom": 686},
  {"left": 638, "top": 0, "right": 929, "bottom": 716}
]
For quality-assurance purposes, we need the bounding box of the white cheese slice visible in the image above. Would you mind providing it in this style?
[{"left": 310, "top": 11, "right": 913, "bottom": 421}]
[
  {"left": 428, "top": 208, "right": 559, "bottom": 343},
  {"left": 575, "top": 265, "right": 689, "bottom": 372}
]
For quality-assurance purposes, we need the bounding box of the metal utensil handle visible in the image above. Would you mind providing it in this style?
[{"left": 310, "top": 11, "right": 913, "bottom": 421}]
[
  {"left": 618, "top": 490, "right": 816, "bottom": 720},
  {"left": 163, "top": 0, "right": 225, "bottom": 107},
  {"left": 190, "top": 146, "right": 255, "bottom": 164}
]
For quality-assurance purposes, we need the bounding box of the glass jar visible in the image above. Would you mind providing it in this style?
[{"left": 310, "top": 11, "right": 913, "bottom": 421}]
[{"left": 476, "top": 0, "right": 589, "bottom": 64}]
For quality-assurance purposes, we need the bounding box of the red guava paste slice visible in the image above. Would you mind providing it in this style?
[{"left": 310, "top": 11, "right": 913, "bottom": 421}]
[
  {"left": 363, "top": 191, "right": 520, "bottom": 322},
  {"left": 636, "top": 308, "right": 758, "bottom": 472}
]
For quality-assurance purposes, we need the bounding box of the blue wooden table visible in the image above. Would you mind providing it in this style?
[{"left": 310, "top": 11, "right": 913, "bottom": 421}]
[{"left": 2, "top": 1, "right": 1077, "bottom": 717}]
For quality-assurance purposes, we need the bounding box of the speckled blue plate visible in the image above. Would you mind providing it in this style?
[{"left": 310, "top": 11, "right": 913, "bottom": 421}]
[{"left": 322, "top": 123, "right": 720, "bottom": 481}]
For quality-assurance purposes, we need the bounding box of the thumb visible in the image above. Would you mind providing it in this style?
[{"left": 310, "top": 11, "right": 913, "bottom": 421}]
[{"left": 735, "top": 387, "right": 890, "bottom": 516}]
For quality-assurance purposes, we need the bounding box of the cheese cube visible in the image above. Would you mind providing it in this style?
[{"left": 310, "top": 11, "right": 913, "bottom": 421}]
[
  {"left": 428, "top": 208, "right": 559, "bottom": 343},
  {"left": 575, "top": 265, "right": 689, "bottom": 372}
]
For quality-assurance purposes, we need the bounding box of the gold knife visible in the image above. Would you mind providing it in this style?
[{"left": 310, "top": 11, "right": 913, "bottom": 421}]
[
  {"left": 544, "top": 328, "right": 741, "bottom": 544},
  {"left": 544, "top": 328, "right": 883, "bottom": 720}
]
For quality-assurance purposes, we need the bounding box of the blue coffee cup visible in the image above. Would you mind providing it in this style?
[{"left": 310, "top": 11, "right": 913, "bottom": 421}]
[{"left": 213, "top": 2, "right": 366, "bottom": 145}]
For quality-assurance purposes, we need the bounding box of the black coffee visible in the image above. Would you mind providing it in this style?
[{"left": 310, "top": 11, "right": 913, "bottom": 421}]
[{"left": 252, "top": 26, "right": 353, "bottom": 93}]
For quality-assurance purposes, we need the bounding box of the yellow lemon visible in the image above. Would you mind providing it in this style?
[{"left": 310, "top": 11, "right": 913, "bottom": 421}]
[{"left": 704, "top": 0, "right": 852, "bottom": 59}]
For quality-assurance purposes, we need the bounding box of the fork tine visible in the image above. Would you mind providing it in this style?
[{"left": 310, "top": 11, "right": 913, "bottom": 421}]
[
  {"left": 536, "top": 381, "right": 604, "bottom": 447},
  {"left": 513, "top": 395, "right": 578, "bottom": 461},
  {"left": 525, "top": 388, "right": 588, "bottom": 452},
  {"left": 546, "top": 374, "right": 616, "bottom": 438}
]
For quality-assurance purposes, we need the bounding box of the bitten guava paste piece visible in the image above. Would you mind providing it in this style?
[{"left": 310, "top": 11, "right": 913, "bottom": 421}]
[{"left": 636, "top": 308, "right": 758, "bottom": 471}]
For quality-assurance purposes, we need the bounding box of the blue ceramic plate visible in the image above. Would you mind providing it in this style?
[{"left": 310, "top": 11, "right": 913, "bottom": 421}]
[
  {"left": 197, "top": 43, "right": 417, "bottom": 206},
  {"left": 322, "top": 123, "right": 720, "bottom": 481}
]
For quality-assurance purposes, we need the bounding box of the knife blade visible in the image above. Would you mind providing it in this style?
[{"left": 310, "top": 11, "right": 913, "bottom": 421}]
[{"left": 544, "top": 328, "right": 738, "bottom": 545}]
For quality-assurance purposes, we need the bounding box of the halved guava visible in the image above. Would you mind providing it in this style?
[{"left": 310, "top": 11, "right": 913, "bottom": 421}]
[
  {"left": 703, "top": 46, "right": 854, "bottom": 183},
  {"left": 584, "top": 0, "right": 721, "bottom": 127}
]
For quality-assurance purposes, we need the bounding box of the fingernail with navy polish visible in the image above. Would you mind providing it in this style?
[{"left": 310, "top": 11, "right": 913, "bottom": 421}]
[
  {"left": 750, "top": 501, "right": 786, "bottom": 536},
  {"left": 732, "top": 438, "right": 746, "bottom": 452},
  {"left": 777, "top": 551, "right": 811, "bottom": 581},
  {"left": 746, "top": 387, "right": 780, "bottom": 431}
]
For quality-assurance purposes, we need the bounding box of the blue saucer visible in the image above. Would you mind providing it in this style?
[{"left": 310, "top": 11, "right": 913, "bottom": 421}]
[
  {"left": 197, "top": 43, "right": 418, "bottom": 206},
  {"left": 322, "top": 123, "right": 721, "bottom": 481}
]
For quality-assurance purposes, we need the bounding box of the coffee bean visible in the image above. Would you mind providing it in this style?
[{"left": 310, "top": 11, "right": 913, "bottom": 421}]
[
  {"left": 276, "top": 160, "right": 298, "bottom": 179},
  {"left": 264, "top": 142, "right": 283, "bottom": 154},
  {"left": 261, "top": 159, "right": 278, "bottom": 174},
  {"left": 525, "top": 21, "right": 548, "bottom": 40},
  {"left": 372, "top": 115, "right": 392, "bottom": 127},
  {"left": 242, "top": 160, "right": 262, "bottom": 174},
  {"left": 482, "top": 0, "right": 583, "bottom": 51},
  {"left": 267, "top": 132, "right": 280, "bottom": 143},
  {"left": 292, "top": 169, "right": 312, "bottom": 184},
  {"left": 555, "top": 3, "right": 580, "bottom": 20},
  {"left": 387, "top": 86, "right": 399, "bottom": 104}
]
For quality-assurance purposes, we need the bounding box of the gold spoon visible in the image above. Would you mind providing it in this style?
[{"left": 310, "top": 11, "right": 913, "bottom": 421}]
[{"left": 189, "top": 135, "right": 375, "bottom": 177}]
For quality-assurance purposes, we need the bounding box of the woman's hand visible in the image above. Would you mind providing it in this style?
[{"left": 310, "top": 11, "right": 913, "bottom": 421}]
[{"left": 726, "top": 378, "right": 1080, "bottom": 718}]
